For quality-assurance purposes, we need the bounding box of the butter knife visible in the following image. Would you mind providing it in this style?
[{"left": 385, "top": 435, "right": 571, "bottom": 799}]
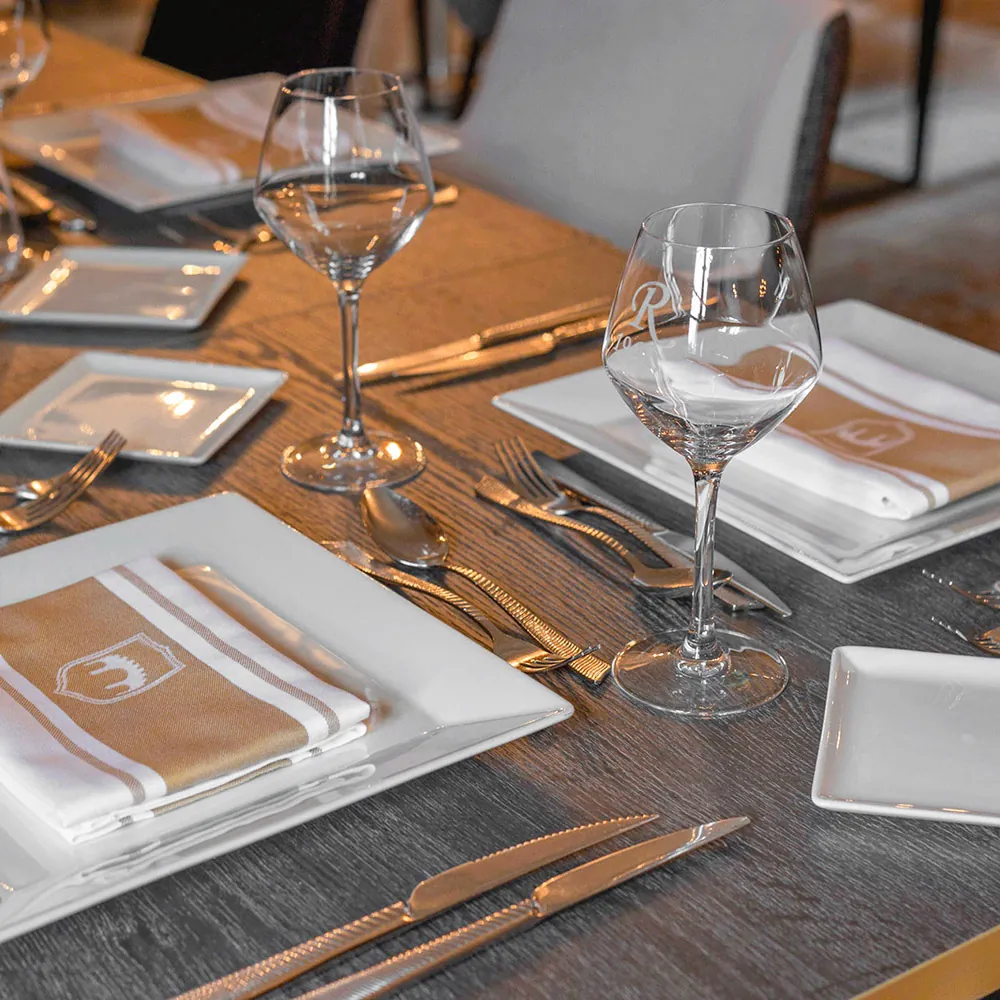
[
  {"left": 304, "top": 817, "right": 750, "bottom": 1000},
  {"left": 356, "top": 298, "right": 611, "bottom": 385},
  {"left": 170, "top": 815, "right": 655, "bottom": 1000},
  {"left": 535, "top": 454, "right": 792, "bottom": 617}
]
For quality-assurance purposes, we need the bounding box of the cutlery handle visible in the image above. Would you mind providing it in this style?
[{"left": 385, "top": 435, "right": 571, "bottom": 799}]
[
  {"left": 305, "top": 901, "right": 538, "bottom": 1000},
  {"left": 501, "top": 496, "right": 691, "bottom": 590},
  {"left": 171, "top": 902, "right": 409, "bottom": 1000},
  {"left": 356, "top": 562, "right": 502, "bottom": 642},
  {"left": 479, "top": 297, "right": 610, "bottom": 347},
  {"left": 444, "top": 562, "right": 609, "bottom": 683}
]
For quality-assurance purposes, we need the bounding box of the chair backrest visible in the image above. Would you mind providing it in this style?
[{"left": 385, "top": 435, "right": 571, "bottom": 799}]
[{"left": 444, "top": 0, "right": 847, "bottom": 253}]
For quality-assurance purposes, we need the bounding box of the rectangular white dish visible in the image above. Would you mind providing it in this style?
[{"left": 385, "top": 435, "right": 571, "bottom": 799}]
[
  {"left": 0, "top": 74, "right": 461, "bottom": 211},
  {"left": 812, "top": 646, "right": 1000, "bottom": 826},
  {"left": 0, "top": 247, "right": 245, "bottom": 330},
  {"left": 0, "top": 352, "right": 287, "bottom": 465},
  {"left": 494, "top": 300, "right": 1000, "bottom": 582},
  {"left": 0, "top": 493, "right": 572, "bottom": 944}
]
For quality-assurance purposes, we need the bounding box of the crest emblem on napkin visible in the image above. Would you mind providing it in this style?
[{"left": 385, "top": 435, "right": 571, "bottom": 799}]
[
  {"left": 55, "top": 633, "right": 186, "bottom": 705},
  {"left": 814, "top": 418, "right": 916, "bottom": 459}
]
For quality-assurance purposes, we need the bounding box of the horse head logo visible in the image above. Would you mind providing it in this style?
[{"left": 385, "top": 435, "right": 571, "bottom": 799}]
[{"left": 56, "top": 633, "right": 185, "bottom": 704}]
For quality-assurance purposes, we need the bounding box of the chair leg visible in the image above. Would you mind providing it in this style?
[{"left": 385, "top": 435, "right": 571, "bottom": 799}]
[
  {"left": 453, "top": 36, "right": 484, "bottom": 120},
  {"left": 909, "top": 0, "right": 945, "bottom": 187},
  {"left": 414, "top": 0, "right": 432, "bottom": 111}
]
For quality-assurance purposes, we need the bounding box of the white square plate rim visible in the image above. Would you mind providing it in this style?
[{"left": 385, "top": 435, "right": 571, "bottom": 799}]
[
  {"left": 0, "top": 492, "right": 572, "bottom": 944},
  {"left": 0, "top": 246, "right": 245, "bottom": 330},
  {"left": 493, "top": 299, "right": 1000, "bottom": 583},
  {"left": 811, "top": 645, "right": 1000, "bottom": 826},
  {"left": 0, "top": 74, "right": 462, "bottom": 211},
  {"left": 0, "top": 351, "right": 287, "bottom": 464}
]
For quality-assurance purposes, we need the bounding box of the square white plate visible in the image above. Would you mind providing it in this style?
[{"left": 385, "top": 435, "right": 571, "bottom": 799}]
[
  {"left": 812, "top": 646, "right": 1000, "bottom": 826},
  {"left": 494, "top": 300, "right": 1000, "bottom": 583},
  {"left": 0, "top": 247, "right": 245, "bottom": 330},
  {"left": 0, "top": 492, "right": 572, "bottom": 944},
  {"left": 0, "top": 352, "right": 287, "bottom": 464},
  {"left": 0, "top": 74, "right": 461, "bottom": 212}
]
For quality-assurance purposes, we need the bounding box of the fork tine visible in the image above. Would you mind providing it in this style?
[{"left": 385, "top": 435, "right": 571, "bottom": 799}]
[
  {"left": 496, "top": 440, "right": 547, "bottom": 504},
  {"left": 11, "top": 432, "right": 124, "bottom": 529},
  {"left": 494, "top": 441, "right": 524, "bottom": 491},
  {"left": 511, "top": 437, "right": 563, "bottom": 498},
  {"left": 507, "top": 437, "right": 555, "bottom": 499}
]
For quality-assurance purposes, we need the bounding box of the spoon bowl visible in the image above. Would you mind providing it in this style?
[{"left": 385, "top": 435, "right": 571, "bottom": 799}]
[{"left": 362, "top": 486, "right": 449, "bottom": 567}]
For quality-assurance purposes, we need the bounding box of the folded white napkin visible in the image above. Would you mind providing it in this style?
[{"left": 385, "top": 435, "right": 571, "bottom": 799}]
[
  {"left": 0, "top": 557, "right": 370, "bottom": 842},
  {"left": 646, "top": 337, "right": 1000, "bottom": 520},
  {"left": 95, "top": 78, "right": 281, "bottom": 187}
]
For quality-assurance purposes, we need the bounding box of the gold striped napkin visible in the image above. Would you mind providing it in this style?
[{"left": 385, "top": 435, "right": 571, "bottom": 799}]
[
  {"left": 0, "top": 557, "right": 370, "bottom": 842},
  {"left": 647, "top": 338, "right": 1000, "bottom": 519}
]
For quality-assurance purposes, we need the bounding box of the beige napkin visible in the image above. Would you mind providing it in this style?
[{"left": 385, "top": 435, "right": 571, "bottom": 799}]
[
  {"left": 0, "top": 557, "right": 369, "bottom": 842},
  {"left": 646, "top": 338, "right": 1000, "bottom": 519},
  {"left": 97, "top": 104, "right": 262, "bottom": 186}
]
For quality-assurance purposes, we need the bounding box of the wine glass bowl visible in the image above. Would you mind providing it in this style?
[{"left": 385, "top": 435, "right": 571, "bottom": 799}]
[
  {"left": 255, "top": 68, "right": 434, "bottom": 492},
  {"left": 0, "top": 0, "right": 49, "bottom": 105},
  {"left": 603, "top": 203, "right": 821, "bottom": 717}
]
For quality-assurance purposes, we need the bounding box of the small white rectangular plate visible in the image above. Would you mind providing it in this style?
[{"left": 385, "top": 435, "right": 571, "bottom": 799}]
[
  {"left": 0, "top": 74, "right": 461, "bottom": 211},
  {"left": 812, "top": 646, "right": 1000, "bottom": 826},
  {"left": 0, "top": 493, "right": 572, "bottom": 944},
  {"left": 494, "top": 300, "right": 1000, "bottom": 582},
  {"left": 0, "top": 352, "right": 287, "bottom": 465},
  {"left": 0, "top": 247, "right": 245, "bottom": 330}
]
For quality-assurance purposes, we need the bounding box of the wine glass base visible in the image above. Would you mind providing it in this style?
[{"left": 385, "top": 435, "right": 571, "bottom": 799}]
[
  {"left": 281, "top": 431, "right": 426, "bottom": 493},
  {"left": 611, "top": 627, "right": 788, "bottom": 718}
]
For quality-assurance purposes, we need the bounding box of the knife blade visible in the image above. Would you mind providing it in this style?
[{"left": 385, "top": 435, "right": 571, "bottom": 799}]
[
  {"left": 397, "top": 314, "right": 607, "bottom": 382},
  {"left": 535, "top": 453, "right": 792, "bottom": 617},
  {"left": 355, "top": 297, "right": 611, "bottom": 385},
  {"left": 307, "top": 817, "right": 750, "bottom": 1000},
  {"left": 170, "top": 814, "right": 656, "bottom": 1000}
]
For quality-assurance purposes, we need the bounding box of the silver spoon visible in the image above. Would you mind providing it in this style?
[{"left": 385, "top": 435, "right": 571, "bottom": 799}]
[{"left": 361, "top": 486, "right": 608, "bottom": 679}]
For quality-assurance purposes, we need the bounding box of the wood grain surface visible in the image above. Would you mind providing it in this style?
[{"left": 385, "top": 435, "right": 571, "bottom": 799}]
[{"left": 0, "top": 29, "right": 999, "bottom": 1000}]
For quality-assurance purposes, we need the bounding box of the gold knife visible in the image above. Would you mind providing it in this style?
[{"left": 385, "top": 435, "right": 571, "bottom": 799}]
[
  {"left": 170, "top": 814, "right": 656, "bottom": 1000},
  {"left": 304, "top": 817, "right": 750, "bottom": 1000},
  {"left": 395, "top": 314, "right": 607, "bottom": 383},
  {"left": 355, "top": 298, "right": 611, "bottom": 385}
]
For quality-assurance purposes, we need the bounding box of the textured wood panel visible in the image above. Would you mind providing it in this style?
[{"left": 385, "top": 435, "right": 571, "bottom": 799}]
[{"left": 0, "top": 30, "right": 999, "bottom": 1000}]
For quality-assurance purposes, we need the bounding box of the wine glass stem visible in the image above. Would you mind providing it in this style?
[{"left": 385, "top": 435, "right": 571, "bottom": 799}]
[
  {"left": 680, "top": 467, "right": 724, "bottom": 669},
  {"left": 336, "top": 284, "right": 370, "bottom": 452}
]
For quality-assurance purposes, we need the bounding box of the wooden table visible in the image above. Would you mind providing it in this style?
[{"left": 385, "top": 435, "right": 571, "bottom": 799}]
[{"left": 1, "top": 29, "right": 999, "bottom": 1000}]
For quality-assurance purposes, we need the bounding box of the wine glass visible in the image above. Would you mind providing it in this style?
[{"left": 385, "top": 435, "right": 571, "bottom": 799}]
[
  {"left": 254, "top": 68, "right": 434, "bottom": 492},
  {"left": 0, "top": 0, "right": 49, "bottom": 283},
  {"left": 0, "top": 0, "right": 48, "bottom": 111},
  {"left": 603, "top": 203, "right": 821, "bottom": 718}
]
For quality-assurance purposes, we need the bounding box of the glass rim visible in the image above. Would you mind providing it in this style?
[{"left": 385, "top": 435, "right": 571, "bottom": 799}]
[
  {"left": 279, "top": 66, "right": 403, "bottom": 101},
  {"left": 639, "top": 202, "right": 797, "bottom": 251}
]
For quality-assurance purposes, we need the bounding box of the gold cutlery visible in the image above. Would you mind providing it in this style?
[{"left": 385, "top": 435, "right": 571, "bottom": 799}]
[
  {"left": 931, "top": 616, "right": 1000, "bottom": 655},
  {"left": 0, "top": 430, "right": 126, "bottom": 504},
  {"left": 395, "top": 314, "right": 607, "bottom": 383},
  {"left": 361, "top": 486, "right": 610, "bottom": 683},
  {"left": 300, "top": 817, "right": 750, "bottom": 1000},
  {"left": 323, "top": 540, "right": 594, "bottom": 673},
  {"left": 475, "top": 474, "right": 729, "bottom": 593},
  {"left": 0, "top": 430, "right": 125, "bottom": 534},
  {"left": 170, "top": 814, "right": 656, "bottom": 1000},
  {"left": 495, "top": 438, "right": 758, "bottom": 613},
  {"left": 921, "top": 568, "right": 1000, "bottom": 611},
  {"left": 354, "top": 297, "right": 611, "bottom": 385},
  {"left": 535, "top": 451, "right": 792, "bottom": 616}
]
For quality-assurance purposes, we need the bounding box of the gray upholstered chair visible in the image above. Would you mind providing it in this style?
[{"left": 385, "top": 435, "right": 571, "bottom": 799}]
[{"left": 441, "top": 0, "right": 849, "bottom": 255}]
